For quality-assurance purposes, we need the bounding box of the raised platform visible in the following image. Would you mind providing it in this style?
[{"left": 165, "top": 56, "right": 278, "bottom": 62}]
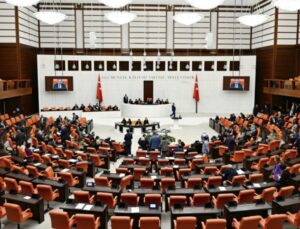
[
  {"left": 40, "top": 110, "right": 121, "bottom": 119},
  {"left": 121, "top": 103, "right": 172, "bottom": 118}
]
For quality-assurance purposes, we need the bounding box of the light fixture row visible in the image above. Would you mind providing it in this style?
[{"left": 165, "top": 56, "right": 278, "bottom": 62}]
[{"left": 5, "top": 0, "right": 300, "bottom": 26}]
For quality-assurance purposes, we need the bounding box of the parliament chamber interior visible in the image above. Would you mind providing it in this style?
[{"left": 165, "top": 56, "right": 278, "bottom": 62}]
[{"left": 1, "top": 0, "right": 300, "bottom": 228}]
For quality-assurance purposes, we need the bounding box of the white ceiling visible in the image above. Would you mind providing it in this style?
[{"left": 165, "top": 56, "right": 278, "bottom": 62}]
[{"left": 40, "top": 0, "right": 262, "bottom": 6}]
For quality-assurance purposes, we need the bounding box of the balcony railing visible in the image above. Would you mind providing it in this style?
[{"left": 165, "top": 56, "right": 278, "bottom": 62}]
[
  {"left": 0, "top": 79, "right": 32, "bottom": 100},
  {"left": 264, "top": 79, "right": 300, "bottom": 98}
]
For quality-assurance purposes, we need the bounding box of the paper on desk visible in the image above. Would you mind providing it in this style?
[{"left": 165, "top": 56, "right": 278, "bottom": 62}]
[
  {"left": 52, "top": 155, "right": 59, "bottom": 159},
  {"left": 219, "top": 187, "right": 226, "bottom": 191},
  {"left": 69, "top": 159, "right": 78, "bottom": 163},
  {"left": 62, "top": 169, "right": 70, "bottom": 172},
  {"left": 83, "top": 204, "right": 93, "bottom": 211},
  {"left": 131, "top": 207, "right": 139, "bottom": 213},
  {"left": 119, "top": 173, "right": 125, "bottom": 178},
  {"left": 253, "top": 183, "right": 261, "bottom": 188},
  {"left": 75, "top": 203, "right": 85, "bottom": 209},
  {"left": 173, "top": 165, "right": 179, "bottom": 168},
  {"left": 237, "top": 169, "right": 245, "bottom": 175},
  {"left": 24, "top": 196, "right": 31, "bottom": 200},
  {"left": 194, "top": 155, "right": 202, "bottom": 158},
  {"left": 34, "top": 163, "right": 41, "bottom": 166},
  {"left": 151, "top": 176, "right": 157, "bottom": 179}
]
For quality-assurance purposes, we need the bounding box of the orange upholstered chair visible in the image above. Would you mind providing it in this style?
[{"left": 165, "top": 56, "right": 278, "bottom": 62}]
[
  {"left": 90, "top": 154, "right": 105, "bottom": 171},
  {"left": 4, "top": 177, "right": 20, "bottom": 193},
  {"left": 219, "top": 145, "right": 229, "bottom": 156},
  {"left": 64, "top": 150, "right": 74, "bottom": 160},
  {"left": 133, "top": 168, "right": 147, "bottom": 181},
  {"left": 185, "top": 178, "right": 202, "bottom": 188},
  {"left": 161, "top": 178, "right": 176, "bottom": 192},
  {"left": 202, "top": 219, "right": 226, "bottom": 229},
  {"left": 176, "top": 168, "right": 191, "bottom": 181},
  {"left": 59, "top": 172, "right": 79, "bottom": 187},
  {"left": 96, "top": 192, "right": 117, "bottom": 209},
  {"left": 76, "top": 161, "right": 88, "bottom": 173},
  {"left": 116, "top": 167, "right": 129, "bottom": 174},
  {"left": 139, "top": 217, "right": 160, "bottom": 229},
  {"left": 49, "top": 210, "right": 76, "bottom": 229},
  {"left": 74, "top": 191, "right": 94, "bottom": 203},
  {"left": 120, "top": 175, "right": 132, "bottom": 190},
  {"left": 140, "top": 178, "right": 155, "bottom": 189},
  {"left": 287, "top": 211, "right": 300, "bottom": 228},
  {"left": 202, "top": 166, "right": 219, "bottom": 175},
  {"left": 274, "top": 186, "right": 295, "bottom": 199},
  {"left": 228, "top": 175, "right": 246, "bottom": 186},
  {"left": 138, "top": 158, "right": 151, "bottom": 168},
  {"left": 160, "top": 167, "right": 173, "bottom": 176},
  {"left": 42, "top": 167, "right": 57, "bottom": 180},
  {"left": 4, "top": 203, "right": 33, "bottom": 229},
  {"left": 32, "top": 153, "right": 43, "bottom": 163},
  {"left": 75, "top": 214, "right": 100, "bottom": 229},
  {"left": 112, "top": 142, "right": 125, "bottom": 155},
  {"left": 204, "top": 176, "right": 222, "bottom": 188},
  {"left": 123, "top": 158, "right": 135, "bottom": 165},
  {"left": 168, "top": 196, "right": 187, "bottom": 208},
  {"left": 249, "top": 173, "right": 264, "bottom": 183},
  {"left": 26, "top": 165, "right": 41, "bottom": 177},
  {"left": 251, "top": 158, "right": 269, "bottom": 171},
  {"left": 189, "top": 158, "right": 204, "bottom": 171},
  {"left": 254, "top": 187, "right": 276, "bottom": 202},
  {"left": 0, "top": 206, "right": 6, "bottom": 227},
  {"left": 136, "top": 150, "right": 147, "bottom": 157},
  {"left": 212, "top": 194, "right": 237, "bottom": 209},
  {"left": 94, "top": 176, "right": 112, "bottom": 187},
  {"left": 232, "top": 216, "right": 262, "bottom": 229},
  {"left": 19, "top": 181, "right": 37, "bottom": 195},
  {"left": 174, "top": 217, "right": 197, "bottom": 229},
  {"left": 120, "top": 193, "right": 139, "bottom": 206},
  {"left": 111, "top": 216, "right": 133, "bottom": 229},
  {"left": 144, "top": 194, "right": 162, "bottom": 207},
  {"left": 234, "top": 189, "right": 255, "bottom": 203},
  {"left": 37, "top": 184, "right": 59, "bottom": 211},
  {"left": 230, "top": 151, "right": 245, "bottom": 163},
  {"left": 189, "top": 193, "right": 211, "bottom": 207},
  {"left": 58, "top": 159, "right": 70, "bottom": 168},
  {"left": 259, "top": 214, "right": 287, "bottom": 229}
]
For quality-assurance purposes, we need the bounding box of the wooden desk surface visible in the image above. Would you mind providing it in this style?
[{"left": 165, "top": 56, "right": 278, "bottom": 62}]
[
  {"left": 114, "top": 206, "right": 162, "bottom": 215},
  {"left": 205, "top": 185, "right": 245, "bottom": 196},
  {"left": 82, "top": 186, "right": 121, "bottom": 195},
  {"left": 6, "top": 172, "right": 34, "bottom": 182}
]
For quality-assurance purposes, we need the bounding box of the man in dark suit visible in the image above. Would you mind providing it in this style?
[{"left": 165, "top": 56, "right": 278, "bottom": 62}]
[
  {"left": 16, "top": 130, "right": 26, "bottom": 146},
  {"left": 170, "top": 103, "right": 176, "bottom": 118},
  {"left": 149, "top": 132, "right": 161, "bottom": 151},
  {"left": 124, "top": 129, "right": 133, "bottom": 156},
  {"left": 222, "top": 164, "right": 238, "bottom": 182},
  {"left": 230, "top": 79, "right": 243, "bottom": 90},
  {"left": 53, "top": 79, "right": 67, "bottom": 90},
  {"left": 123, "top": 94, "right": 129, "bottom": 103}
]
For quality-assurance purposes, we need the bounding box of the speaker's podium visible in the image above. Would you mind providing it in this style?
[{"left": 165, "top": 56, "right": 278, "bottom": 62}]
[{"left": 171, "top": 116, "right": 182, "bottom": 129}]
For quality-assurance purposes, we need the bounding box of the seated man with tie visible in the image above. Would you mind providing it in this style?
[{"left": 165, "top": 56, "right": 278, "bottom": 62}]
[
  {"left": 230, "top": 79, "right": 244, "bottom": 91},
  {"left": 53, "top": 79, "right": 67, "bottom": 90}
]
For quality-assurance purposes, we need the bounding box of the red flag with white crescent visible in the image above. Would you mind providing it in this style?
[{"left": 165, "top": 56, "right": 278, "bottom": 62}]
[
  {"left": 193, "top": 75, "right": 200, "bottom": 102},
  {"left": 96, "top": 75, "right": 103, "bottom": 102}
]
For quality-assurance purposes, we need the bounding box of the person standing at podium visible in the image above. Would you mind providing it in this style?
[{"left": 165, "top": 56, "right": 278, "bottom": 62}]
[{"left": 170, "top": 103, "right": 176, "bottom": 118}]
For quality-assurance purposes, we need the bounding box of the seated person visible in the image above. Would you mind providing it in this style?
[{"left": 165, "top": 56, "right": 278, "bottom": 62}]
[
  {"left": 134, "top": 99, "right": 139, "bottom": 104},
  {"left": 121, "top": 118, "right": 127, "bottom": 125},
  {"left": 155, "top": 98, "right": 161, "bottom": 104},
  {"left": 129, "top": 99, "right": 133, "bottom": 104},
  {"left": 135, "top": 119, "right": 142, "bottom": 126},
  {"left": 72, "top": 104, "right": 79, "bottom": 110},
  {"left": 276, "top": 164, "right": 292, "bottom": 188},
  {"left": 165, "top": 99, "right": 169, "bottom": 104},
  {"left": 222, "top": 164, "right": 238, "bottom": 183},
  {"left": 127, "top": 118, "right": 132, "bottom": 125},
  {"left": 143, "top": 117, "right": 149, "bottom": 125},
  {"left": 113, "top": 105, "right": 119, "bottom": 111},
  {"left": 80, "top": 104, "right": 85, "bottom": 110},
  {"left": 172, "top": 139, "right": 185, "bottom": 153},
  {"left": 25, "top": 143, "right": 33, "bottom": 161}
]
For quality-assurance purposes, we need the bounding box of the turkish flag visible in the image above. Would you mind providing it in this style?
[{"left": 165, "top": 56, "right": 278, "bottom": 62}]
[
  {"left": 96, "top": 75, "right": 103, "bottom": 102},
  {"left": 193, "top": 75, "right": 200, "bottom": 102}
]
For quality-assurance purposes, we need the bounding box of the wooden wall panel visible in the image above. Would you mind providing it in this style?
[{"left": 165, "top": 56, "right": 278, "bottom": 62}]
[{"left": 0, "top": 44, "right": 18, "bottom": 79}]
